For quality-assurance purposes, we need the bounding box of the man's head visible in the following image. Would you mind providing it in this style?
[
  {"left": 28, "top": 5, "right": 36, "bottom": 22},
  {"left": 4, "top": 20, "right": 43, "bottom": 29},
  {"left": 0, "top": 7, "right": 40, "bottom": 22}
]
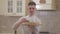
[{"left": 28, "top": 1, "right": 36, "bottom": 15}]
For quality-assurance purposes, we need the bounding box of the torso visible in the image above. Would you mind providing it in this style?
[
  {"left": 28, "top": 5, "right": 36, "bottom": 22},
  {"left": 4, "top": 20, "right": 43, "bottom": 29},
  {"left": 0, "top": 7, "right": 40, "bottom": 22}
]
[{"left": 22, "top": 15, "right": 41, "bottom": 26}]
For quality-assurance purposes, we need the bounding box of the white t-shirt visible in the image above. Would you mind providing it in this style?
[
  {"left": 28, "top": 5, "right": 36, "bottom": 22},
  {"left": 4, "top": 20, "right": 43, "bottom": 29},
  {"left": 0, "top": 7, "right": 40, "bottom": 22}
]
[
  {"left": 19, "top": 15, "right": 42, "bottom": 32},
  {"left": 20, "top": 15, "right": 41, "bottom": 25}
]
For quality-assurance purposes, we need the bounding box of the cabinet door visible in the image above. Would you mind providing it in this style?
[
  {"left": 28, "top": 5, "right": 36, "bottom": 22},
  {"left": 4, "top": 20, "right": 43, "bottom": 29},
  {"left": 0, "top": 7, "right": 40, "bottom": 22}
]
[
  {"left": 0, "top": 0, "right": 25, "bottom": 16},
  {"left": 7, "top": 0, "right": 13, "bottom": 16},
  {"left": 32, "top": 0, "right": 56, "bottom": 10},
  {"left": 15, "top": 0, "right": 25, "bottom": 16},
  {"left": 7, "top": 0, "right": 25, "bottom": 16}
]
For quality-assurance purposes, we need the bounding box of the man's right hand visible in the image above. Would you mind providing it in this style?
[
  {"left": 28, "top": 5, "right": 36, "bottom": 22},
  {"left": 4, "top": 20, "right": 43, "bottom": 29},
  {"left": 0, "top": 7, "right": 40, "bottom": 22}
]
[{"left": 21, "top": 18, "right": 29, "bottom": 23}]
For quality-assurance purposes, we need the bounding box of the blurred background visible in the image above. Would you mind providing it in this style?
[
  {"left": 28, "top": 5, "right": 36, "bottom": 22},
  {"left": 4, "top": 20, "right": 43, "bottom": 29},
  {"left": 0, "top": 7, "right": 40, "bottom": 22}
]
[{"left": 0, "top": 0, "right": 60, "bottom": 34}]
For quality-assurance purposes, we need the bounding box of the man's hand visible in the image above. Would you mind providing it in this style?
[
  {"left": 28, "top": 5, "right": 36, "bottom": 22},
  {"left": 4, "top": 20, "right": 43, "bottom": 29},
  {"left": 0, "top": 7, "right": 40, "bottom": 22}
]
[
  {"left": 21, "top": 18, "right": 29, "bottom": 23},
  {"left": 27, "top": 22, "right": 37, "bottom": 26}
]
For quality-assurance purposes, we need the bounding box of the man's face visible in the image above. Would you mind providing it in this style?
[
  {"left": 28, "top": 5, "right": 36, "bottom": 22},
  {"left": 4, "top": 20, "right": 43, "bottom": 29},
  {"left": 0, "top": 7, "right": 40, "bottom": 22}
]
[{"left": 28, "top": 5, "right": 36, "bottom": 13}]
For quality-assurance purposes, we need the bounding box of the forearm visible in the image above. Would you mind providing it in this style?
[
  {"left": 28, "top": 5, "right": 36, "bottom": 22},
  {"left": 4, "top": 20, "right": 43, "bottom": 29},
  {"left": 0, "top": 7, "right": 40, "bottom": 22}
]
[
  {"left": 12, "top": 21, "right": 23, "bottom": 30},
  {"left": 13, "top": 23, "right": 20, "bottom": 30},
  {"left": 12, "top": 18, "right": 29, "bottom": 30}
]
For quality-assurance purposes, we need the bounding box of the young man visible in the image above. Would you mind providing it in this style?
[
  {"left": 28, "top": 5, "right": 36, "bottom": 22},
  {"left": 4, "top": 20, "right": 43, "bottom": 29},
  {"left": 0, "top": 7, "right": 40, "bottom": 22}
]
[{"left": 13, "top": 1, "right": 42, "bottom": 34}]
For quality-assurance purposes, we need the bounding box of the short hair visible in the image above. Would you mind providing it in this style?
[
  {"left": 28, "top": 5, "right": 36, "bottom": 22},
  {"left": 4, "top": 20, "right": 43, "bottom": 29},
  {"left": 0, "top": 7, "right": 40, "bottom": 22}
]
[{"left": 28, "top": 1, "right": 36, "bottom": 6}]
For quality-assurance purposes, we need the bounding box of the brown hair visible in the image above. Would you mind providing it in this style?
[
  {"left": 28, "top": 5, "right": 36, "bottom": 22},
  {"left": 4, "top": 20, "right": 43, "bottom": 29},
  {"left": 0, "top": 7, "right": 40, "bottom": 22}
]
[{"left": 28, "top": 1, "right": 36, "bottom": 6}]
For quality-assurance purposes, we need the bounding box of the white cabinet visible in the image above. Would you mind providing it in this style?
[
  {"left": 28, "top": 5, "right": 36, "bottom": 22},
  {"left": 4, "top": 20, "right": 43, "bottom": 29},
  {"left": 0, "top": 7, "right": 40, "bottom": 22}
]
[
  {"left": 0, "top": 0, "right": 25, "bottom": 16},
  {"left": 32, "top": 0, "right": 56, "bottom": 10}
]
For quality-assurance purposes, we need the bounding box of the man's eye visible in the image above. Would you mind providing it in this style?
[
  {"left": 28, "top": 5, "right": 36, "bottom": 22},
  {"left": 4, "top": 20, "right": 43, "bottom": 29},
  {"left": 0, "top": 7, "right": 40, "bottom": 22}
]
[
  {"left": 29, "top": 8, "right": 34, "bottom": 9},
  {"left": 32, "top": 8, "right": 34, "bottom": 9},
  {"left": 29, "top": 8, "right": 31, "bottom": 9}
]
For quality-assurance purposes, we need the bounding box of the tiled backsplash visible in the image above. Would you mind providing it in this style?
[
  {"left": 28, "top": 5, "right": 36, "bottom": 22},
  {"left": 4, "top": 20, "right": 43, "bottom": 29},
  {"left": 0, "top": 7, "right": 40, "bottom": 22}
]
[{"left": 0, "top": 33, "right": 14, "bottom": 34}]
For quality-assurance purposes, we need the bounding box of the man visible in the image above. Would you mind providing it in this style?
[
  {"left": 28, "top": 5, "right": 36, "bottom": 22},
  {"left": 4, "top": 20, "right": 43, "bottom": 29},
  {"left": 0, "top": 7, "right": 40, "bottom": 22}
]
[{"left": 12, "top": 1, "right": 42, "bottom": 34}]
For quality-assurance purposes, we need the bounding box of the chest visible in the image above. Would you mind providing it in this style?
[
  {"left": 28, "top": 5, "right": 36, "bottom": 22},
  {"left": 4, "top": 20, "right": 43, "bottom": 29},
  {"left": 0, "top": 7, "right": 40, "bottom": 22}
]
[{"left": 26, "top": 16, "right": 38, "bottom": 23}]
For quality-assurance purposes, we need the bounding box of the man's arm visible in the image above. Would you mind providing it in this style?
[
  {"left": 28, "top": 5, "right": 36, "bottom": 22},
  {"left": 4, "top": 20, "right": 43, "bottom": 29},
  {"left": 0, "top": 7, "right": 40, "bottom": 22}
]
[
  {"left": 12, "top": 18, "right": 23, "bottom": 30},
  {"left": 12, "top": 18, "right": 29, "bottom": 30}
]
